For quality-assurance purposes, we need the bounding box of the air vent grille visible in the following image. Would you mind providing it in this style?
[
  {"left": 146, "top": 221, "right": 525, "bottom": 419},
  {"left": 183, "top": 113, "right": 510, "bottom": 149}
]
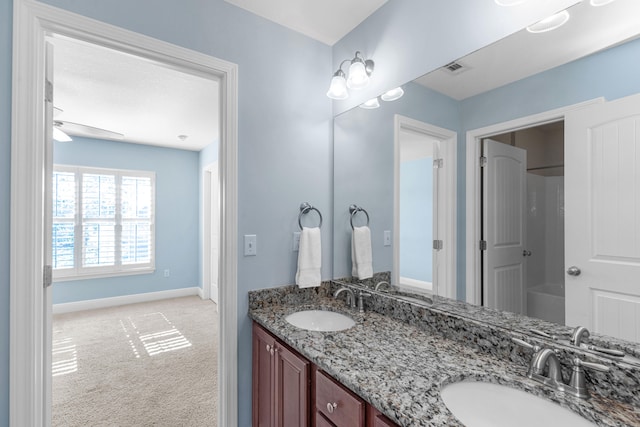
[{"left": 442, "top": 61, "right": 469, "bottom": 75}]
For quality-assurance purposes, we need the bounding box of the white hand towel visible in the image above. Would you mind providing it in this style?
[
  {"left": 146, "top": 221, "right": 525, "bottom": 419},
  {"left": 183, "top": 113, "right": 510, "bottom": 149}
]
[
  {"left": 295, "top": 226, "right": 322, "bottom": 288},
  {"left": 351, "top": 226, "right": 373, "bottom": 279}
]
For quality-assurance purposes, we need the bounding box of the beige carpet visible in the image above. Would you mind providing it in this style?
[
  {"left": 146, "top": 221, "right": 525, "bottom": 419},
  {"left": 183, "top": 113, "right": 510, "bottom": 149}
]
[{"left": 52, "top": 296, "right": 218, "bottom": 427}]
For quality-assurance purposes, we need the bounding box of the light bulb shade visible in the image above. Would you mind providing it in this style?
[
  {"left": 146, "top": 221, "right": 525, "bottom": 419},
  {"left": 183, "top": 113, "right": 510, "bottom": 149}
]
[
  {"left": 53, "top": 126, "right": 72, "bottom": 142},
  {"left": 326, "top": 73, "right": 348, "bottom": 100},
  {"left": 526, "top": 10, "right": 570, "bottom": 33},
  {"left": 590, "top": 0, "right": 615, "bottom": 6},
  {"left": 381, "top": 87, "right": 404, "bottom": 102},
  {"left": 359, "top": 97, "right": 380, "bottom": 109},
  {"left": 347, "top": 60, "right": 369, "bottom": 89}
]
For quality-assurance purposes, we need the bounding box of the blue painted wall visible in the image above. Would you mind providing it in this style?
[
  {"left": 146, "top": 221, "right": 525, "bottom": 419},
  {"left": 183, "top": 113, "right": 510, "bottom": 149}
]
[
  {"left": 399, "top": 157, "right": 433, "bottom": 282},
  {"left": 0, "top": 0, "right": 11, "bottom": 424},
  {"left": 52, "top": 137, "right": 200, "bottom": 304}
]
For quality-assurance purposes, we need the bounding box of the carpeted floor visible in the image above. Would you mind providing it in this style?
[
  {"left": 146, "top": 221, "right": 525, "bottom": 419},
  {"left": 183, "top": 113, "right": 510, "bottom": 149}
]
[{"left": 52, "top": 296, "right": 218, "bottom": 427}]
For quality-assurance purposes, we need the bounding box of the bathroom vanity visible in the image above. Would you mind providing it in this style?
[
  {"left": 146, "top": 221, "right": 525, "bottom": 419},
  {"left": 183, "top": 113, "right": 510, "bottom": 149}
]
[{"left": 249, "top": 283, "right": 640, "bottom": 427}]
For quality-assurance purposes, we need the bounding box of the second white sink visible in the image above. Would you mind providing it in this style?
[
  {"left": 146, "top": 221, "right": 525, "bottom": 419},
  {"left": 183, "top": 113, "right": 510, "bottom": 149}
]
[
  {"left": 441, "top": 381, "right": 596, "bottom": 427},
  {"left": 285, "top": 310, "right": 355, "bottom": 332}
]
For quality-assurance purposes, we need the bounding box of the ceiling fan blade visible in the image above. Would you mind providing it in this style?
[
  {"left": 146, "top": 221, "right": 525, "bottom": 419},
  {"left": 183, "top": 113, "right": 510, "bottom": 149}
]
[{"left": 57, "top": 121, "right": 124, "bottom": 140}]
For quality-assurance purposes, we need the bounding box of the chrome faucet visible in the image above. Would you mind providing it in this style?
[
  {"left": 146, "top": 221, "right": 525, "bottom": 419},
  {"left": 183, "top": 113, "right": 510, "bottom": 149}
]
[
  {"left": 570, "top": 326, "right": 590, "bottom": 346},
  {"left": 357, "top": 291, "right": 372, "bottom": 313},
  {"left": 512, "top": 337, "right": 609, "bottom": 399},
  {"left": 334, "top": 287, "right": 356, "bottom": 309},
  {"left": 529, "top": 348, "right": 564, "bottom": 389}
]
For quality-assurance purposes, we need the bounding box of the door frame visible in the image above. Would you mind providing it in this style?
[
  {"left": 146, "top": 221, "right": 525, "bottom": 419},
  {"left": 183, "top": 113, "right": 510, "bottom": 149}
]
[
  {"left": 202, "top": 162, "right": 220, "bottom": 304},
  {"left": 393, "top": 114, "right": 457, "bottom": 299},
  {"left": 465, "top": 99, "right": 602, "bottom": 305},
  {"left": 10, "top": 1, "right": 238, "bottom": 426}
]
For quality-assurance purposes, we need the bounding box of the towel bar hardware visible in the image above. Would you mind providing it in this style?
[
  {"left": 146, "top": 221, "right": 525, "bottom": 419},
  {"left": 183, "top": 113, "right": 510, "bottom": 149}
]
[
  {"left": 349, "top": 204, "right": 370, "bottom": 230},
  {"left": 298, "top": 202, "right": 323, "bottom": 230}
]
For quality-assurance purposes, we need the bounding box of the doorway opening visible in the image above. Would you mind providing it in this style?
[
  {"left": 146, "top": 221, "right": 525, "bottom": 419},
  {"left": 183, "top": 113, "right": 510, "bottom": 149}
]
[
  {"left": 10, "top": 3, "right": 238, "bottom": 426},
  {"left": 47, "top": 33, "right": 221, "bottom": 425},
  {"left": 393, "top": 115, "right": 457, "bottom": 300},
  {"left": 480, "top": 121, "right": 565, "bottom": 324}
]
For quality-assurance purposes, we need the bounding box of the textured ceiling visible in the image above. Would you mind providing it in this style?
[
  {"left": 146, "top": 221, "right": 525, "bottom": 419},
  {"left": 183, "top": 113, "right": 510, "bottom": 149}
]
[{"left": 50, "top": 35, "right": 219, "bottom": 151}]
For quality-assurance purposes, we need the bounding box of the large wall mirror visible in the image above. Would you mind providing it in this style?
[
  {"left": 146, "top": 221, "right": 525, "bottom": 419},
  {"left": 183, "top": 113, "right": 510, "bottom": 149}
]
[{"left": 333, "top": 0, "right": 640, "bottom": 351}]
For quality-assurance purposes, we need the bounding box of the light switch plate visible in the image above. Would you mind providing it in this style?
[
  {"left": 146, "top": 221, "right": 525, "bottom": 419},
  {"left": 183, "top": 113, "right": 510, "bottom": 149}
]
[
  {"left": 384, "top": 230, "right": 391, "bottom": 246},
  {"left": 293, "top": 232, "right": 301, "bottom": 251},
  {"left": 244, "top": 234, "right": 257, "bottom": 256}
]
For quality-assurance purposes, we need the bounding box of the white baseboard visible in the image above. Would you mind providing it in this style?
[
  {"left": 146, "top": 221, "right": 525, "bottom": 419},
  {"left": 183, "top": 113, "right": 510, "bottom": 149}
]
[
  {"left": 53, "top": 287, "right": 201, "bottom": 314},
  {"left": 197, "top": 286, "right": 205, "bottom": 299},
  {"left": 399, "top": 276, "right": 433, "bottom": 293}
]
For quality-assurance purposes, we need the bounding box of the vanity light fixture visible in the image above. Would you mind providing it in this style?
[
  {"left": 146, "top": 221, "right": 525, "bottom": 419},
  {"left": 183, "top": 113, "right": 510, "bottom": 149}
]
[
  {"left": 359, "top": 97, "right": 380, "bottom": 109},
  {"left": 590, "top": 0, "right": 616, "bottom": 6},
  {"left": 381, "top": 87, "right": 404, "bottom": 102},
  {"left": 326, "top": 51, "right": 374, "bottom": 100},
  {"left": 526, "top": 10, "right": 570, "bottom": 33}
]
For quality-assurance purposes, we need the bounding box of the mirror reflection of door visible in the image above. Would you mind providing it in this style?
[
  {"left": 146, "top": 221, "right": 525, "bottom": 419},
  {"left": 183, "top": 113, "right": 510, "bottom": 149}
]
[
  {"left": 482, "top": 123, "right": 565, "bottom": 322},
  {"left": 399, "top": 128, "right": 439, "bottom": 294}
]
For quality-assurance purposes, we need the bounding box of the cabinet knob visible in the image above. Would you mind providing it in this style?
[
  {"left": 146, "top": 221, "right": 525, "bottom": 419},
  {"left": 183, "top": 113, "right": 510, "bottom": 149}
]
[
  {"left": 266, "top": 344, "right": 271, "bottom": 352},
  {"left": 326, "top": 402, "right": 337, "bottom": 414}
]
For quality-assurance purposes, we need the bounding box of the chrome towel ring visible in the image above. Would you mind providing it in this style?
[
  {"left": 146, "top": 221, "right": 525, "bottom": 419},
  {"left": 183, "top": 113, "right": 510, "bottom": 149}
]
[
  {"left": 349, "top": 204, "right": 370, "bottom": 230},
  {"left": 298, "top": 202, "right": 323, "bottom": 230}
]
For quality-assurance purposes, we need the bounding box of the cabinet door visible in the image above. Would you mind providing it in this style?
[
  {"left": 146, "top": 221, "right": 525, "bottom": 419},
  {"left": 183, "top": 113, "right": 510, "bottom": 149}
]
[
  {"left": 274, "top": 343, "right": 310, "bottom": 427},
  {"left": 366, "top": 406, "right": 398, "bottom": 427},
  {"left": 253, "top": 323, "right": 276, "bottom": 427}
]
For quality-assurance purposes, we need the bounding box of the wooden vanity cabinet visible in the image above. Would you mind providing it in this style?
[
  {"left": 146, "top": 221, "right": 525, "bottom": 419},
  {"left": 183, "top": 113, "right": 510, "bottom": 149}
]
[
  {"left": 252, "top": 323, "right": 310, "bottom": 427},
  {"left": 252, "top": 322, "right": 399, "bottom": 427}
]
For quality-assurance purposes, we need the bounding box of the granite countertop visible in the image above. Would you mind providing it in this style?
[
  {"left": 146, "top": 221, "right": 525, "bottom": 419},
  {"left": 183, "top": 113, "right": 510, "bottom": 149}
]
[{"left": 249, "top": 295, "right": 640, "bottom": 427}]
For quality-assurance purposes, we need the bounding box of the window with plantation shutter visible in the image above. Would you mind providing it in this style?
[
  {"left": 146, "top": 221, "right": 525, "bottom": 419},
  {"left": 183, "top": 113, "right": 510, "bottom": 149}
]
[{"left": 52, "top": 165, "right": 155, "bottom": 280}]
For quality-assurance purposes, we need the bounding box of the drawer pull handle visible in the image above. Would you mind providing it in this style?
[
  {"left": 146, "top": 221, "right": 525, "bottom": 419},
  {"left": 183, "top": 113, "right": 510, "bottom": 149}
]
[{"left": 326, "top": 402, "right": 338, "bottom": 414}]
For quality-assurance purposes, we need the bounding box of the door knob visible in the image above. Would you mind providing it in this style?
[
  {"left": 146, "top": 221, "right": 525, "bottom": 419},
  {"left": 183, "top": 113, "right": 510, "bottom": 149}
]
[
  {"left": 567, "top": 266, "right": 581, "bottom": 276},
  {"left": 522, "top": 250, "right": 532, "bottom": 257}
]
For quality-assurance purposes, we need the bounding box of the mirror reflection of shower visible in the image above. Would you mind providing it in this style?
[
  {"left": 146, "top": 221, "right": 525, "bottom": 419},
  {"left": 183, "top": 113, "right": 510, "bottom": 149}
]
[{"left": 487, "top": 121, "right": 565, "bottom": 324}]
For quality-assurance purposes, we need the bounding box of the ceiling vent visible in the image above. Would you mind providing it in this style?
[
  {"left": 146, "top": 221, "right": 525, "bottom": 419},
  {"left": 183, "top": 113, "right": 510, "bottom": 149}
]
[{"left": 442, "top": 61, "right": 470, "bottom": 75}]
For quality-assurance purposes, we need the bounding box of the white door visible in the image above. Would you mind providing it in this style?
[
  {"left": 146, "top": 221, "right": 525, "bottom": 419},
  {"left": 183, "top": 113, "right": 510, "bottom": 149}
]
[
  {"left": 483, "top": 139, "right": 527, "bottom": 314},
  {"left": 44, "top": 41, "right": 55, "bottom": 426},
  {"left": 565, "top": 93, "right": 640, "bottom": 342},
  {"left": 209, "top": 163, "right": 219, "bottom": 305}
]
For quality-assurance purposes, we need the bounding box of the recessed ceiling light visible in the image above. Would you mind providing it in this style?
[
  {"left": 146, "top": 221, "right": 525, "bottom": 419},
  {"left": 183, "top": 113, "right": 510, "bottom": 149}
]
[
  {"left": 359, "top": 98, "right": 380, "bottom": 109},
  {"left": 526, "top": 10, "right": 570, "bottom": 33},
  {"left": 590, "top": 0, "right": 616, "bottom": 6},
  {"left": 495, "top": 0, "right": 528, "bottom": 6},
  {"left": 178, "top": 134, "right": 188, "bottom": 141}
]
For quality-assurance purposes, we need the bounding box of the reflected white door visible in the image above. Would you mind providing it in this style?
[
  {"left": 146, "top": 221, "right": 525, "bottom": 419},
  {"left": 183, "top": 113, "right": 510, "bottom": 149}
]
[
  {"left": 483, "top": 139, "right": 527, "bottom": 314},
  {"left": 565, "top": 93, "right": 640, "bottom": 342}
]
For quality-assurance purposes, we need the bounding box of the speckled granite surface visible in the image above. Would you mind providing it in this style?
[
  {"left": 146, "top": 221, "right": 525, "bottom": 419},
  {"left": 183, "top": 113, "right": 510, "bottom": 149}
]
[{"left": 248, "top": 284, "right": 640, "bottom": 427}]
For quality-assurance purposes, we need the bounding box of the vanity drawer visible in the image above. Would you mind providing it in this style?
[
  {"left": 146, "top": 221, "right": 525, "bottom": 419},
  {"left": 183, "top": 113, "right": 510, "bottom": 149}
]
[
  {"left": 315, "top": 369, "right": 365, "bottom": 426},
  {"left": 315, "top": 411, "right": 336, "bottom": 427}
]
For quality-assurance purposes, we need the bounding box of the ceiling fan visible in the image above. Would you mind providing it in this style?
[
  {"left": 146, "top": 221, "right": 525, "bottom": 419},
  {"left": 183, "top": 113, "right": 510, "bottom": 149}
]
[{"left": 52, "top": 107, "right": 125, "bottom": 142}]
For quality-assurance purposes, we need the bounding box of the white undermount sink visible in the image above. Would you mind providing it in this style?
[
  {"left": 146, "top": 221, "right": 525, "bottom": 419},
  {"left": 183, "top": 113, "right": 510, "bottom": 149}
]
[
  {"left": 440, "top": 381, "right": 596, "bottom": 427},
  {"left": 285, "top": 310, "right": 355, "bottom": 332}
]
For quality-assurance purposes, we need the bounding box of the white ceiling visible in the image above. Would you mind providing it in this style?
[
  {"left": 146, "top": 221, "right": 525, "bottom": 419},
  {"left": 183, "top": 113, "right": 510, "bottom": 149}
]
[
  {"left": 50, "top": 35, "right": 219, "bottom": 151},
  {"left": 416, "top": 0, "right": 640, "bottom": 100},
  {"left": 224, "top": 0, "right": 388, "bottom": 46}
]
